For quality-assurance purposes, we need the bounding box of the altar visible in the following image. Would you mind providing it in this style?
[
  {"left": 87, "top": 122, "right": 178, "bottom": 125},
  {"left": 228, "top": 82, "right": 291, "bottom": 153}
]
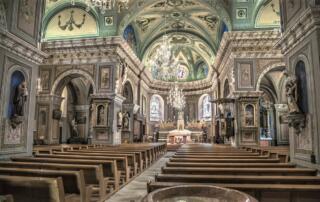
[{"left": 167, "top": 129, "right": 192, "bottom": 144}]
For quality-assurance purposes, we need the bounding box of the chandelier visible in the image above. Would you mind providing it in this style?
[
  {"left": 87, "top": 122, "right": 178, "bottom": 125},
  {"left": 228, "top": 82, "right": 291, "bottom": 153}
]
[
  {"left": 167, "top": 83, "right": 186, "bottom": 111},
  {"left": 71, "top": 0, "right": 129, "bottom": 14},
  {"left": 149, "top": 35, "right": 180, "bottom": 81}
]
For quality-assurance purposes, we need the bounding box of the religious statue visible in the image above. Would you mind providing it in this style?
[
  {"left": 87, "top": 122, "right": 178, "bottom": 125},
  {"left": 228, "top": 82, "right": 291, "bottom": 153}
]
[
  {"left": 97, "top": 105, "right": 105, "bottom": 125},
  {"left": 285, "top": 73, "right": 301, "bottom": 113},
  {"left": 117, "top": 111, "right": 123, "bottom": 128},
  {"left": 13, "top": 81, "right": 28, "bottom": 117},
  {"left": 122, "top": 112, "right": 130, "bottom": 130},
  {"left": 70, "top": 118, "right": 79, "bottom": 137}
]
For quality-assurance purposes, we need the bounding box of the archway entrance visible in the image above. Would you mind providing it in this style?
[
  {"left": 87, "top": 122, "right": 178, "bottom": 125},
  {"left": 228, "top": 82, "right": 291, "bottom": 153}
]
[
  {"left": 257, "top": 66, "right": 288, "bottom": 146},
  {"left": 52, "top": 73, "right": 94, "bottom": 144}
]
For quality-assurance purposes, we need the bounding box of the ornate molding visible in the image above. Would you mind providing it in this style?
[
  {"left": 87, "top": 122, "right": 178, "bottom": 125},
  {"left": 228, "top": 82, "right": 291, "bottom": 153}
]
[
  {"left": 275, "top": 7, "right": 320, "bottom": 55},
  {"left": 0, "top": 28, "right": 47, "bottom": 64}
]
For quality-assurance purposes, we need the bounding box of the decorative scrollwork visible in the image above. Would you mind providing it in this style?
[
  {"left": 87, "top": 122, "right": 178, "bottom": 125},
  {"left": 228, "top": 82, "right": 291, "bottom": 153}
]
[{"left": 58, "top": 10, "right": 86, "bottom": 31}]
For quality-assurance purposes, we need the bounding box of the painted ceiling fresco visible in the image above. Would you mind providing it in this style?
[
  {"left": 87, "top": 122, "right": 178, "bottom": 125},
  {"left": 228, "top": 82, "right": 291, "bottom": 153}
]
[{"left": 42, "top": 0, "right": 280, "bottom": 83}]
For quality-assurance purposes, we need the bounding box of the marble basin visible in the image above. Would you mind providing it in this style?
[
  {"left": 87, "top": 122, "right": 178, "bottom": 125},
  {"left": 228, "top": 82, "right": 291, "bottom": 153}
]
[{"left": 143, "top": 185, "right": 258, "bottom": 202}]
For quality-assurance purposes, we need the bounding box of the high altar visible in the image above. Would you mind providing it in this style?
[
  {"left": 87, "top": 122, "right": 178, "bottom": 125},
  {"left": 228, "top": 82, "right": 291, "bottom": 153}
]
[{"left": 159, "top": 112, "right": 204, "bottom": 144}]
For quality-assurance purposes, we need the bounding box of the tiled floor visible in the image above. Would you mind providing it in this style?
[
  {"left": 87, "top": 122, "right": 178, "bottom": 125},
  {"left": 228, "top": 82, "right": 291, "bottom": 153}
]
[{"left": 106, "top": 152, "right": 174, "bottom": 202}]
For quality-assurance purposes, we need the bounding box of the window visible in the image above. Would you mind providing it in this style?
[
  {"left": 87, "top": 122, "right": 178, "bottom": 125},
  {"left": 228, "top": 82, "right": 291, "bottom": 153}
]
[
  {"left": 199, "top": 94, "right": 212, "bottom": 120},
  {"left": 150, "top": 95, "right": 164, "bottom": 122}
]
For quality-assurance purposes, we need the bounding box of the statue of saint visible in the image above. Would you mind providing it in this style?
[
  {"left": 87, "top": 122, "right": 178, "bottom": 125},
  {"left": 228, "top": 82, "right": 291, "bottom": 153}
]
[
  {"left": 285, "top": 74, "right": 301, "bottom": 113},
  {"left": 13, "top": 81, "right": 28, "bottom": 117},
  {"left": 123, "top": 112, "right": 130, "bottom": 130},
  {"left": 70, "top": 118, "right": 79, "bottom": 137},
  {"left": 117, "top": 111, "right": 123, "bottom": 128}
]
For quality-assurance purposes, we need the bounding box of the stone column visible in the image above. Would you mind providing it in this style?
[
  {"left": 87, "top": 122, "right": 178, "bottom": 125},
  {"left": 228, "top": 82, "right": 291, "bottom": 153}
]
[
  {"left": 113, "top": 94, "right": 126, "bottom": 145},
  {"left": 274, "top": 104, "right": 289, "bottom": 145}
]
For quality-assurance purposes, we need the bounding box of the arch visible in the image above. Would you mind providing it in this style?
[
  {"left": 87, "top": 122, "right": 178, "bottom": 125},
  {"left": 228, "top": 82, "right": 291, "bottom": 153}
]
[
  {"left": 244, "top": 104, "right": 255, "bottom": 126},
  {"left": 198, "top": 94, "right": 212, "bottom": 121},
  {"left": 42, "top": 4, "right": 99, "bottom": 40},
  {"left": 4, "top": 66, "right": 30, "bottom": 119},
  {"left": 295, "top": 60, "right": 309, "bottom": 113},
  {"left": 253, "top": 0, "right": 281, "bottom": 28},
  {"left": 123, "top": 81, "right": 134, "bottom": 104},
  {"left": 51, "top": 69, "right": 96, "bottom": 96},
  {"left": 255, "top": 62, "right": 286, "bottom": 91},
  {"left": 150, "top": 94, "right": 164, "bottom": 122},
  {"left": 223, "top": 79, "right": 230, "bottom": 98},
  {"left": 291, "top": 54, "right": 313, "bottom": 113}
]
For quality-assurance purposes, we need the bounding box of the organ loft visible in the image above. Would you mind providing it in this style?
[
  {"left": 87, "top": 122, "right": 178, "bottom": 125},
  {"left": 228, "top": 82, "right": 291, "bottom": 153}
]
[{"left": 0, "top": 0, "right": 320, "bottom": 201}]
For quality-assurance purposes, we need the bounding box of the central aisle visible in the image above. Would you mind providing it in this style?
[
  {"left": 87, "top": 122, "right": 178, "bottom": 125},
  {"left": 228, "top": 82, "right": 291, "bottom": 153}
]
[{"left": 106, "top": 152, "right": 175, "bottom": 202}]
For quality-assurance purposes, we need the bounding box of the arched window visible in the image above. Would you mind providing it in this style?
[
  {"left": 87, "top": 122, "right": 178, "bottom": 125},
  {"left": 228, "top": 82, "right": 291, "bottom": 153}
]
[
  {"left": 295, "top": 61, "right": 308, "bottom": 113},
  {"left": 199, "top": 94, "right": 212, "bottom": 121},
  {"left": 150, "top": 95, "right": 164, "bottom": 122}
]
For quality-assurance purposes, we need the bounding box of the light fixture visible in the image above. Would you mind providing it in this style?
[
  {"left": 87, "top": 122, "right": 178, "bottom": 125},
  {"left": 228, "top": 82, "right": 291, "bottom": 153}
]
[
  {"left": 167, "top": 83, "right": 186, "bottom": 111},
  {"left": 71, "top": 0, "right": 130, "bottom": 14}
]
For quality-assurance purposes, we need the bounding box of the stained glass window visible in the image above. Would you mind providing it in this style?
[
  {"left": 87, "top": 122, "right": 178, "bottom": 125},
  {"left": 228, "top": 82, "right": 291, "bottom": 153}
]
[{"left": 150, "top": 95, "right": 164, "bottom": 122}]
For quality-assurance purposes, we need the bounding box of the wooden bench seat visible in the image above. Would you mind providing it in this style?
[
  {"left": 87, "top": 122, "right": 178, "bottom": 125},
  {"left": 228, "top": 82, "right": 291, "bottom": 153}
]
[
  {"left": 0, "top": 161, "right": 107, "bottom": 201},
  {"left": 78, "top": 150, "right": 144, "bottom": 173},
  {"left": 172, "top": 155, "right": 270, "bottom": 159},
  {"left": 166, "top": 162, "right": 296, "bottom": 168},
  {"left": 0, "top": 175, "right": 66, "bottom": 202},
  {"left": 0, "top": 167, "right": 86, "bottom": 202},
  {"left": 147, "top": 181, "right": 320, "bottom": 202},
  {"left": 35, "top": 154, "right": 130, "bottom": 183},
  {"left": 55, "top": 151, "right": 138, "bottom": 176},
  {"left": 169, "top": 158, "right": 281, "bottom": 163},
  {"left": 161, "top": 167, "right": 317, "bottom": 176},
  {"left": 155, "top": 174, "right": 320, "bottom": 184},
  {"left": 175, "top": 152, "right": 260, "bottom": 156},
  {"left": 11, "top": 157, "right": 120, "bottom": 190}
]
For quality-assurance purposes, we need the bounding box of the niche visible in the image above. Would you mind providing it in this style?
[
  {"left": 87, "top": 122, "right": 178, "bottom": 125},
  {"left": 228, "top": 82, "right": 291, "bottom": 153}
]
[{"left": 244, "top": 104, "right": 255, "bottom": 126}]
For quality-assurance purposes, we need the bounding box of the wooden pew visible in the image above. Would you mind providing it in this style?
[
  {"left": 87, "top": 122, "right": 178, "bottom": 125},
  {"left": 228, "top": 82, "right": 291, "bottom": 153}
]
[
  {"left": 147, "top": 181, "right": 320, "bottom": 202},
  {"left": 169, "top": 158, "right": 281, "bottom": 163},
  {"left": 166, "top": 162, "right": 296, "bottom": 168},
  {"left": 11, "top": 157, "right": 120, "bottom": 191},
  {"left": 155, "top": 174, "right": 320, "bottom": 184},
  {"left": 161, "top": 167, "right": 317, "bottom": 176},
  {"left": 55, "top": 151, "right": 138, "bottom": 176},
  {"left": 0, "top": 161, "right": 107, "bottom": 201},
  {"left": 0, "top": 168, "right": 86, "bottom": 202},
  {"left": 171, "top": 155, "right": 270, "bottom": 159},
  {"left": 79, "top": 150, "right": 143, "bottom": 173},
  {"left": 0, "top": 175, "right": 66, "bottom": 202},
  {"left": 35, "top": 153, "right": 130, "bottom": 184}
]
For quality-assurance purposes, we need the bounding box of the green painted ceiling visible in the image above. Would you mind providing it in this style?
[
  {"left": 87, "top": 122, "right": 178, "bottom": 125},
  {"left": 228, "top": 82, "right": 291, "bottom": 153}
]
[{"left": 42, "top": 0, "right": 280, "bottom": 83}]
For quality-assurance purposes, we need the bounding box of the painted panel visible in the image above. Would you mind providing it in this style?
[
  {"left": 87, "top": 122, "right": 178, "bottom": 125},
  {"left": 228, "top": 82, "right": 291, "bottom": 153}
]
[
  {"left": 18, "top": 0, "right": 37, "bottom": 37},
  {"left": 45, "top": 8, "right": 98, "bottom": 39},
  {"left": 255, "top": 0, "right": 280, "bottom": 28}
]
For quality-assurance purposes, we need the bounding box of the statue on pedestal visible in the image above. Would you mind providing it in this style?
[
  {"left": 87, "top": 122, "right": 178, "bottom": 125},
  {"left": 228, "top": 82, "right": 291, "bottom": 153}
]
[{"left": 285, "top": 74, "right": 300, "bottom": 113}]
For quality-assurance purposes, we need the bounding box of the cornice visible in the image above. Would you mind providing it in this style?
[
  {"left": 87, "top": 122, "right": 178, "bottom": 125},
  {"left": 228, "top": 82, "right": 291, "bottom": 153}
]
[
  {"left": 0, "top": 28, "right": 48, "bottom": 65},
  {"left": 275, "top": 7, "right": 320, "bottom": 55},
  {"left": 42, "top": 36, "right": 143, "bottom": 69},
  {"left": 215, "top": 30, "right": 282, "bottom": 73}
]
